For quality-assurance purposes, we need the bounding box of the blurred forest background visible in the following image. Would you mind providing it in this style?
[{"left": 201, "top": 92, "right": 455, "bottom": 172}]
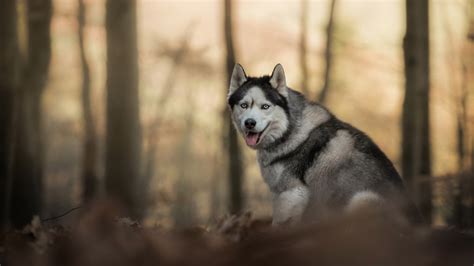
[{"left": 0, "top": 0, "right": 473, "bottom": 231}]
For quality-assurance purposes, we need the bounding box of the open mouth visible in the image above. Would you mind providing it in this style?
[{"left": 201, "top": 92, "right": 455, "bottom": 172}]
[
  {"left": 244, "top": 124, "right": 270, "bottom": 147},
  {"left": 245, "top": 131, "right": 263, "bottom": 147}
]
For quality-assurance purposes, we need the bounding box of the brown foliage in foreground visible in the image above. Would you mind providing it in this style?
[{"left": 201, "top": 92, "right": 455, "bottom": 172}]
[{"left": 1, "top": 202, "right": 474, "bottom": 266}]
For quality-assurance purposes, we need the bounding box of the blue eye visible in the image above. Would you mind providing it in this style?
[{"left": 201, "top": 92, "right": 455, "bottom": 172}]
[
  {"left": 240, "top": 103, "right": 248, "bottom": 109},
  {"left": 261, "top": 104, "right": 270, "bottom": 110}
]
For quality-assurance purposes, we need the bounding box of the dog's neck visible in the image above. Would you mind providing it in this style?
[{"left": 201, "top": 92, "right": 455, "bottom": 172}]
[{"left": 257, "top": 101, "right": 331, "bottom": 166}]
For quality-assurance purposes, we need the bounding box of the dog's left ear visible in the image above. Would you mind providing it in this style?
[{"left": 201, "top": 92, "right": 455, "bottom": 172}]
[{"left": 270, "top": 64, "right": 288, "bottom": 97}]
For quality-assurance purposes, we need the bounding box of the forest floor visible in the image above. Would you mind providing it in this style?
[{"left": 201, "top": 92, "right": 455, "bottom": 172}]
[{"left": 1, "top": 201, "right": 474, "bottom": 266}]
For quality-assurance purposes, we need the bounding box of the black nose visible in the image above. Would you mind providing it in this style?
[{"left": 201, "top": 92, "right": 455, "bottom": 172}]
[{"left": 245, "top": 119, "right": 256, "bottom": 129}]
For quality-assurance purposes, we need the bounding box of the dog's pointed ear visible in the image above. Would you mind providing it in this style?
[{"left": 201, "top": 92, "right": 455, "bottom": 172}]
[
  {"left": 269, "top": 64, "right": 288, "bottom": 97},
  {"left": 228, "top": 64, "right": 247, "bottom": 97}
]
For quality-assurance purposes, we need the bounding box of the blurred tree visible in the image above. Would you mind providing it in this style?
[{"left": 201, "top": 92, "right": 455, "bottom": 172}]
[
  {"left": 468, "top": 0, "right": 474, "bottom": 174},
  {"left": 144, "top": 31, "right": 213, "bottom": 219},
  {"left": 105, "top": 0, "right": 142, "bottom": 217},
  {"left": 402, "top": 0, "right": 431, "bottom": 224},
  {"left": 173, "top": 89, "right": 196, "bottom": 228},
  {"left": 456, "top": 67, "right": 468, "bottom": 173},
  {"left": 78, "top": 0, "right": 98, "bottom": 202},
  {"left": 224, "top": 0, "right": 244, "bottom": 214},
  {"left": 143, "top": 32, "right": 191, "bottom": 203},
  {"left": 318, "top": 0, "right": 337, "bottom": 104},
  {"left": 10, "top": 0, "right": 52, "bottom": 228},
  {"left": 442, "top": 7, "right": 472, "bottom": 228},
  {"left": 442, "top": 7, "right": 471, "bottom": 175},
  {"left": 459, "top": 0, "right": 474, "bottom": 228},
  {"left": 299, "top": 0, "right": 309, "bottom": 95},
  {"left": 0, "top": 0, "right": 20, "bottom": 230}
]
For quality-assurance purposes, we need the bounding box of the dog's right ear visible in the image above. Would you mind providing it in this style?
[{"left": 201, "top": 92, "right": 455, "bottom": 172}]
[{"left": 228, "top": 64, "right": 247, "bottom": 97}]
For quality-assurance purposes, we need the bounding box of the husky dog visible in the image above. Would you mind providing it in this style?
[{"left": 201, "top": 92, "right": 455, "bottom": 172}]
[{"left": 227, "top": 64, "right": 420, "bottom": 225}]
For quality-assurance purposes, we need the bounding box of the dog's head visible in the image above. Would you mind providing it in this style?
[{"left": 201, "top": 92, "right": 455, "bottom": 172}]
[{"left": 227, "top": 64, "right": 290, "bottom": 149}]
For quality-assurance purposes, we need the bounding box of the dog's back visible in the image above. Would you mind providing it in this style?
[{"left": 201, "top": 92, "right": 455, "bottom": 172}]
[{"left": 300, "top": 113, "right": 419, "bottom": 222}]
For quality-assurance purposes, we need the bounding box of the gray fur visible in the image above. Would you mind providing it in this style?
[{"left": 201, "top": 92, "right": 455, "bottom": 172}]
[{"left": 228, "top": 64, "right": 421, "bottom": 225}]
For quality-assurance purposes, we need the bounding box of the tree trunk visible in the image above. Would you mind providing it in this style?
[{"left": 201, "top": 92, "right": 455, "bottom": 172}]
[
  {"left": 224, "top": 0, "right": 244, "bottom": 214},
  {"left": 78, "top": 0, "right": 97, "bottom": 203},
  {"left": 402, "top": 0, "right": 432, "bottom": 224},
  {"left": 463, "top": 0, "right": 474, "bottom": 228},
  {"left": 173, "top": 91, "right": 196, "bottom": 228},
  {"left": 468, "top": 0, "right": 474, "bottom": 174},
  {"left": 142, "top": 35, "right": 190, "bottom": 209},
  {"left": 0, "top": 0, "right": 20, "bottom": 230},
  {"left": 441, "top": 10, "right": 467, "bottom": 227},
  {"left": 10, "top": 0, "right": 52, "bottom": 228},
  {"left": 455, "top": 53, "right": 470, "bottom": 228},
  {"left": 299, "top": 0, "right": 309, "bottom": 95},
  {"left": 318, "top": 0, "right": 337, "bottom": 104},
  {"left": 105, "top": 0, "right": 142, "bottom": 217}
]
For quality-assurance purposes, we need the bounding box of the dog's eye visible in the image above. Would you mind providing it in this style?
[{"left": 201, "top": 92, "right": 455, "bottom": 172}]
[
  {"left": 261, "top": 104, "right": 270, "bottom": 110},
  {"left": 240, "top": 103, "right": 248, "bottom": 109}
]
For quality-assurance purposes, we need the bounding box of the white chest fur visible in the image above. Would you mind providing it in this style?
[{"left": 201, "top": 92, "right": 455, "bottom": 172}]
[
  {"left": 257, "top": 157, "right": 310, "bottom": 225},
  {"left": 258, "top": 161, "right": 285, "bottom": 192},
  {"left": 272, "top": 185, "right": 310, "bottom": 225}
]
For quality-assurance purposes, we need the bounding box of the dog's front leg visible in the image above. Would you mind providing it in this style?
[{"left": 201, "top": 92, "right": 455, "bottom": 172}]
[{"left": 271, "top": 186, "right": 309, "bottom": 226}]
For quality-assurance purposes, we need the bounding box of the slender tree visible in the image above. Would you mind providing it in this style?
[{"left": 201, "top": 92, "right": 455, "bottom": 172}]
[
  {"left": 441, "top": 9, "right": 470, "bottom": 174},
  {"left": 0, "top": 0, "right": 20, "bottom": 230},
  {"left": 457, "top": 33, "right": 467, "bottom": 229},
  {"left": 402, "top": 0, "right": 432, "bottom": 224},
  {"left": 299, "top": 0, "right": 309, "bottom": 95},
  {"left": 224, "top": 0, "right": 244, "bottom": 214},
  {"left": 173, "top": 89, "right": 196, "bottom": 228},
  {"left": 468, "top": 0, "right": 474, "bottom": 174},
  {"left": 318, "top": 0, "right": 337, "bottom": 104},
  {"left": 78, "top": 0, "right": 97, "bottom": 202},
  {"left": 441, "top": 10, "right": 470, "bottom": 227},
  {"left": 461, "top": 0, "right": 474, "bottom": 228},
  {"left": 143, "top": 33, "right": 191, "bottom": 196},
  {"left": 455, "top": 69, "right": 468, "bottom": 172},
  {"left": 105, "top": 0, "right": 142, "bottom": 217},
  {"left": 10, "top": 0, "right": 52, "bottom": 228}
]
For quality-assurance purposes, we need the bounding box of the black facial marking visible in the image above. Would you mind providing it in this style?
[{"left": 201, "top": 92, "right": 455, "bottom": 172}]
[{"left": 228, "top": 76, "right": 289, "bottom": 113}]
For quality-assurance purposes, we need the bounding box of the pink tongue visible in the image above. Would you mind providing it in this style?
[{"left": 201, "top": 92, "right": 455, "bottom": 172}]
[{"left": 245, "top": 133, "right": 259, "bottom": 146}]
